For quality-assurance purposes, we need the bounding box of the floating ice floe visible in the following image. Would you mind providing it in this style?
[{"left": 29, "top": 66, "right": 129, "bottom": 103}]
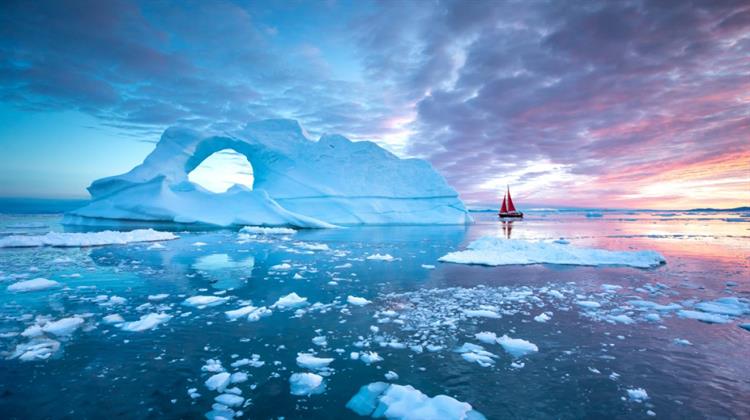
[
  {"left": 102, "top": 314, "right": 125, "bottom": 324},
  {"left": 439, "top": 237, "right": 665, "bottom": 268},
  {"left": 272, "top": 292, "right": 308, "bottom": 310},
  {"left": 7, "top": 278, "right": 61, "bottom": 292},
  {"left": 694, "top": 297, "right": 749, "bottom": 316},
  {"left": 289, "top": 372, "right": 326, "bottom": 396},
  {"left": 534, "top": 313, "right": 551, "bottom": 323},
  {"left": 148, "top": 293, "right": 170, "bottom": 301},
  {"left": 205, "top": 372, "right": 231, "bottom": 392},
  {"left": 296, "top": 353, "right": 334, "bottom": 371},
  {"left": 455, "top": 343, "right": 497, "bottom": 367},
  {"left": 65, "top": 119, "right": 470, "bottom": 228},
  {"left": 346, "top": 382, "right": 486, "bottom": 420},
  {"left": 183, "top": 295, "right": 230, "bottom": 309},
  {"left": 0, "top": 229, "right": 177, "bottom": 248},
  {"left": 42, "top": 317, "right": 84, "bottom": 336},
  {"left": 240, "top": 226, "right": 296, "bottom": 235},
  {"left": 626, "top": 388, "right": 649, "bottom": 402},
  {"left": 348, "top": 295, "right": 372, "bottom": 306},
  {"left": 366, "top": 253, "right": 395, "bottom": 261},
  {"left": 496, "top": 335, "right": 538, "bottom": 358},
  {"left": 10, "top": 338, "right": 61, "bottom": 361},
  {"left": 677, "top": 310, "right": 730, "bottom": 324},
  {"left": 225, "top": 305, "right": 271, "bottom": 321},
  {"left": 120, "top": 312, "right": 172, "bottom": 332},
  {"left": 360, "top": 351, "right": 384, "bottom": 365}
]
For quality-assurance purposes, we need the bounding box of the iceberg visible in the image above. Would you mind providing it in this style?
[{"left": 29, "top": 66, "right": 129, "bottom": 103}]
[
  {"left": 64, "top": 119, "right": 470, "bottom": 228},
  {"left": 439, "top": 237, "right": 665, "bottom": 268}
]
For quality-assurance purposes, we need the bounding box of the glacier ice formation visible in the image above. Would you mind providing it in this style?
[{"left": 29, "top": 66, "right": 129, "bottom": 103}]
[{"left": 66, "top": 119, "right": 470, "bottom": 228}]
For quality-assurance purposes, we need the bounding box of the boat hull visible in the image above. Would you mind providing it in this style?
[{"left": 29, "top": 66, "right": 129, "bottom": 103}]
[{"left": 498, "top": 212, "right": 523, "bottom": 219}]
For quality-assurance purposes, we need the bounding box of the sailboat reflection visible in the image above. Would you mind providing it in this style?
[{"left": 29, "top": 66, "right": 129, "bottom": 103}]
[{"left": 502, "top": 220, "right": 513, "bottom": 239}]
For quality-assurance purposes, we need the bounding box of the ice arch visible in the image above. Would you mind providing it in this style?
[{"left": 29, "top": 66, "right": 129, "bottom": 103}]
[
  {"left": 66, "top": 119, "right": 471, "bottom": 228},
  {"left": 187, "top": 149, "right": 254, "bottom": 193}
]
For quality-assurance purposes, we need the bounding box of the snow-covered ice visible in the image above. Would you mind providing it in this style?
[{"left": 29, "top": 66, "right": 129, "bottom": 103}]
[
  {"left": 0, "top": 229, "right": 177, "bottom": 247},
  {"left": 439, "top": 237, "right": 665, "bottom": 268},
  {"left": 65, "top": 119, "right": 470, "bottom": 228},
  {"left": 7, "top": 278, "right": 61, "bottom": 292}
]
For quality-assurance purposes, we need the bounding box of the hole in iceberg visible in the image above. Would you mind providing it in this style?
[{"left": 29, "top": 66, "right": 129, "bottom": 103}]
[{"left": 187, "top": 149, "right": 254, "bottom": 193}]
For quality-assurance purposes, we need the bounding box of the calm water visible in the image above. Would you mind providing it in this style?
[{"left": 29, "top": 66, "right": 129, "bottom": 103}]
[{"left": 0, "top": 208, "right": 749, "bottom": 419}]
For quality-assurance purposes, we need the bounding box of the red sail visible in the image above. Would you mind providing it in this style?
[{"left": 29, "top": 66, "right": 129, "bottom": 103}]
[
  {"left": 499, "top": 194, "right": 507, "bottom": 213},
  {"left": 506, "top": 187, "right": 516, "bottom": 212}
]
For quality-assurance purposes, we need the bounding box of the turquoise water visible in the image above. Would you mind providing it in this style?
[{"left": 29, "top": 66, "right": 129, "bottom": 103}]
[{"left": 0, "top": 208, "right": 749, "bottom": 419}]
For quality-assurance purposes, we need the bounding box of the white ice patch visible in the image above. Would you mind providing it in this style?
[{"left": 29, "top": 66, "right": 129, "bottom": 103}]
[
  {"left": 120, "top": 312, "right": 172, "bottom": 332},
  {"left": 348, "top": 296, "right": 371, "bottom": 306},
  {"left": 0, "top": 229, "right": 177, "bottom": 248},
  {"left": 677, "top": 310, "right": 730, "bottom": 324},
  {"left": 496, "top": 335, "right": 538, "bottom": 358},
  {"left": 272, "top": 292, "right": 308, "bottom": 310},
  {"left": 289, "top": 372, "right": 326, "bottom": 396},
  {"left": 360, "top": 351, "right": 384, "bottom": 365},
  {"left": 10, "top": 338, "right": 61, "bottom": 361},
  {"left": 626, "top": 388, "right": 649, "bottom": 402},
  {"left": 7, "top": 278, "right": 61, "bottom": 292},
  {"left": 42, "top": 317, "right": 84, "bottom": 336},
  {"left": 183, "top": 295, "right": 230, "bottom": 309},
  {"left": 296, "top": 353, "right": 334, "bottom": 371},
  {"left": 225, "top": 305, "right": 271, "bottom": 321},
  {"left": 366, "top": 253, "right": 395, "bottom": 261},
  {"left": 148, "top": 294, "right": 170, "bottom": 301},
  {"left": 455, "top": 343, "right": 497, "bottom": 367},
  {"left": 240, "top": 226, "right": 296, "bottom": 235},
  {"left": 205, "top": 372, "right": 231, "bottom": 392},
  {"left": 346, "top": 382, "right": 486, "bottom": 420},
  {"left": 439, "top": 237, "right": 665, "bottom": 268},
  {"left": 102, "top": 314, "right": 125, "bottom": 324}
]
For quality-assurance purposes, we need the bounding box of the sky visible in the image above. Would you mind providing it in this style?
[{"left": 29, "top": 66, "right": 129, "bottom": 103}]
[{"left": 0, "top": 0, "right": 748, "bottom": 209}]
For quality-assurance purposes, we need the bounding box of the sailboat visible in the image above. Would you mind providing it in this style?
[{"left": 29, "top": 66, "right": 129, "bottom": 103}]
[{"left": 498, "top": 185, "right": 523, "bottom": 219}]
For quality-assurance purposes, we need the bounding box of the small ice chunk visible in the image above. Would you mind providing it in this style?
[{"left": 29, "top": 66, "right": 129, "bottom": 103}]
[
  {"left": 205, "top": 372, "right": 231, "bottom": 392},
  {"left": 360, "top": 351, "right": 383, "bottom": 365},
  {"left": 272, "top": 292, "right": 308, "bottom": 310},
  {"left": 421, "top": 264, "right": 436, "bottom": 269},
  {"left": 366, "top": 253, "right": 395, "bottom": 261},
  {"left": 677, "top": 310, "right": 730, "bottom": 324},
  {"left": 576, "top": 300, "right": 601, "bottom": 309},
  {"left": 384, "top": 371, "right": 399, "bottom": 381},
  {"left": 230, "top": 372, "right": 248, "bottom": 383},
  {"left": 270, "top": 263, "right": 292, "bottom": 271},
  {"left": 497, "top": 335, "right": 538, "bottom": 358},
  {"left": 626, "top": 388, "right": 649, "bottom": 402},
  {"left": 464, "top": 309, "right": 501, "bottom": 318},
  {"left": 103, "top": 314, "right": 125, "bottom": 324},
  {"left": 7, "top": 278, "right": 60, "bottom": 293},
  {"left": 11, "top": 338, "right": 61, "bottom": 361},
  {"left": 120, "top": 312, "right": 172, "bottom": 332},
  {"left": 534, "top": 313, "right": 551, "bottom": 323},
  {"left": 296, "top": 353, "right": 334, "bottom": 371},
  {"left": 240, "top": 226, "right": 296, "bottom": 235},
  {"left": 42, "top": 317, "right": 84, "bottom": 336},
  {"left": 346, "top": 382, "right": 486, "bottom": 419},
  {"left": 289, "top": 372, "right": 326, "bottom": 396},
  {"left": 183, "top": 295, "right": 230, "bottom": 309},
  {"left": 347, "top": 296, "right": 371, "bottom": 306},
  {"left": 148, "top": 293, "right": 169, "bottom": 301},
  {"left": 202, "top": 359, "right": 224, "bottom": 373},
  {"left": 474, "top": 331, "right": 497, "bottom": 344},
  {"left": 215, "top": 393, "right": 244, "bottom": 407}
]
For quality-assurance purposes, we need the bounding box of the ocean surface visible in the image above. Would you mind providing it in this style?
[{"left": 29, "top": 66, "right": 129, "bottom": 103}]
[{"left": 0, "top": 203, "right": 749, "bottom": 419}]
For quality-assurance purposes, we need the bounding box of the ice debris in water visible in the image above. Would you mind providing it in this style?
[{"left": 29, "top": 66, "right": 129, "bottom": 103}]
[
  {"left": 7, "top": 278, "right": 61, "bottom": 292},
  {"left": 455, "top": 343, "right": 497, "bottom": 367},
  {"left": 346, "top": 382, "right": 486, "bottom": 420},
  {"left": 296, "top": 353, "right": 334, "bottom": 371},
  {"left": 10, "top": 338, "right": 61, "bottom": 361},
  {"left": 0, "top": 229, "right": 177, "bottom": 248},
  {"left": 366, "top": 253, "right": 395, "bottom": 261},
  {"left": 289, "top": 372, "right": 326, "bottom": 396},
  {"left": 42, "top": 317, "right": 84, "bottom": 336},
  {"left": 439, "top": 237, "right": 665, "bottom": 268},
  {"left": 360, "top": 351, "right": 384, "bottom": 365},
  {"left": 240, "top": 226, "right": 296, "bottom": 235},
  {"left": 205, "top": 372, "right": 231, "bottom": 392},
  {"left": 496, "top": 335, "right": 538, "bottom": 358},
  {"left": 272, "top": 292, "right": 308, "bottom": 310},
  {"left": 183, "top": 295, "right": 230, "bottom": 309},
  {"left": 225, "top": 305, "right": 271, "bottom": 321},
  {"left": 626, "top": 388, "right": 649, "bottom": 402},
  {"left": 348, "top": 295, "right": 372, "bottom": 306},
  {"left": 120, "top": 313, "right": 172, "bottom": 332}
]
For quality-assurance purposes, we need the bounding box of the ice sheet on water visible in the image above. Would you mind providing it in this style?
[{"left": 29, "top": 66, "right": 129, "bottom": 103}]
[
  {"left": 439, "top": 237, "right": 665, "bottom": 268},
  {"left": 346, "top": 382, "right": 486, "bottom": 420},
  {"left": 0, "top": 229, "right": 177, "bottom": 248}
]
